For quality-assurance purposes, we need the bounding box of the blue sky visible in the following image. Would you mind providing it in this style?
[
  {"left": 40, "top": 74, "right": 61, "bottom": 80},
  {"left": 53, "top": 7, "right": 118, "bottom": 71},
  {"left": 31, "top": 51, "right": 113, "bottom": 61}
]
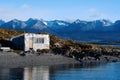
[{"left": 0, "top": 0, "right": 120, "bottom": 22}]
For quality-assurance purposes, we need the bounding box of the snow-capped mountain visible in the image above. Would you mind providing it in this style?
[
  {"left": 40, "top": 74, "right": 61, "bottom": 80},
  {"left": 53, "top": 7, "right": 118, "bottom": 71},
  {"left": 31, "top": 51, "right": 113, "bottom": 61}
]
[
  {"left": 25, "top": 18, "right": 48, "bottom": 30},
  {"left": 0, "top": 19, "right": 26, "bottom": 30},
  {"left": 114, "top": 20, "right": 120, "bottom": 29},
  {"left": 0, "top": 18, "right": 120, "bottom": 42},
  {"left": 47, "top": 20, "right": 70, "bottom": 33},
  {"left": 0, "top": 18, "right": 51, "bottom": 33},
  {"left": 48, "top": 20, "right": 70, "bottom": 28},
  {"left": 0, "top": 18, "right": 115, "bottom": 32},
  {"left": 0, "top": 20, "right": 5, "bottom": 26},
  {"left": 66, "top": 19, "right": 113, "bottom": 32}
]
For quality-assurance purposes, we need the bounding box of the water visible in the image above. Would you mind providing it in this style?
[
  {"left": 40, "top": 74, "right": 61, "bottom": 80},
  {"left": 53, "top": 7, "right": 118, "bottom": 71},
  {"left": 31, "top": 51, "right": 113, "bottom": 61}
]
[
  {"left": 0, "top": 62, "right": 120, "bottom": 80},
  {"left": 99, "top": 44, "right": 120, "bottom": 47}
]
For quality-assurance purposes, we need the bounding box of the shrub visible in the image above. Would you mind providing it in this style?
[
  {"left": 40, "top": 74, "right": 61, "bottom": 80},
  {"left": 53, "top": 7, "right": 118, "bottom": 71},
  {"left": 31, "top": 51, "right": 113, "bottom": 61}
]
[{"left": 36, "top": 49, "right": 50, "bottom": 53}]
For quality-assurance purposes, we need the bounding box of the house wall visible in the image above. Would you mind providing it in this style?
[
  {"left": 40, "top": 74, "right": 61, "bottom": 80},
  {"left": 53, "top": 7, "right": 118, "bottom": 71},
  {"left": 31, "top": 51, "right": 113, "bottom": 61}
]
[
  {"left": 24, "top": 33, "right": 50, "bottom": 51},
  {"left": 24, "top": 67, "right": 49, "bottom": 80},
  {"left": 11, "top": 33, "right": 50, "bottom": 51},
  {"left": 11, "top": 35, "right": 25, "bottom": 50}
]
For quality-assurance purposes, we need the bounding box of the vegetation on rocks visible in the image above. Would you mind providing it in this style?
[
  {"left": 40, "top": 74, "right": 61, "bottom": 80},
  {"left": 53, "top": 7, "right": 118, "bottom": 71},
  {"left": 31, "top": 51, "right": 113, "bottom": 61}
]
[
  {"left": 0, "top": 28, "right": 120, "bottom": 62},
  {"left": 0, "top": 28, "right": 25, "bottom": 48},
  {"left": 0, "top": 28, "right": 25, "bottom": 40},
  {"left": 50, "top": 35, "right": 120, "bottom": 61}
]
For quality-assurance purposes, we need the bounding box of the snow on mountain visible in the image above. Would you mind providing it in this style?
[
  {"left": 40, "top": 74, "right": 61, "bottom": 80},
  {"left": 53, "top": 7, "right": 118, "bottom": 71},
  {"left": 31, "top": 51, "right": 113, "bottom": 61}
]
[
  {"left": 25, "top": 18, "right": 47, "bottom": 29},
  {"left": 31, "top": 20, "right": 47, "bottom": 30},
  {"left": 43, "top": 21, "right": 48, "bottom": 26},
  {"left": 0, "top": 18, "right": 120, "bottom": 42},
  {"left": 68, "top": 19, "right": 113, "bottom": 31},
  {"left": 96, "top": 19, "right": 113, "bottom": 27},
  {"left": 48, "top": 20, "right": 69, "bottom": 27},
  {"left": 0, "top": 18, "right": 118, "bottom": 33},
  {"left": 0, "top": 19, "right": 26, "bottom": 30}
]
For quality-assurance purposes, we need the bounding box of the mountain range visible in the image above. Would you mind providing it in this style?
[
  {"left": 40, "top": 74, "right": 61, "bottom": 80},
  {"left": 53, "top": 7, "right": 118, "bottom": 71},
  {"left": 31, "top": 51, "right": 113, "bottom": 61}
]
[{"left": 0, "top": 18, "right": 120, "bottom": 42}]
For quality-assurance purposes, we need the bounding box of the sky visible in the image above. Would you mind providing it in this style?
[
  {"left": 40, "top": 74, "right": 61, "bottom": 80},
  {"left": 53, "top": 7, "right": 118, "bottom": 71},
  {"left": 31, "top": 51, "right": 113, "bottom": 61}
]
[{"left": 0, "top": 0, "right": 120, "bottom": 22}]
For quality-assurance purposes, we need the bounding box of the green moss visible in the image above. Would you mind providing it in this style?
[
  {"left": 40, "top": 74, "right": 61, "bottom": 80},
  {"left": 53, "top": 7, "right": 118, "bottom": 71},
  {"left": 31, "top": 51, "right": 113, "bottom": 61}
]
[{"left": 12, "top": 50, "right": 23, "bottom": 54}]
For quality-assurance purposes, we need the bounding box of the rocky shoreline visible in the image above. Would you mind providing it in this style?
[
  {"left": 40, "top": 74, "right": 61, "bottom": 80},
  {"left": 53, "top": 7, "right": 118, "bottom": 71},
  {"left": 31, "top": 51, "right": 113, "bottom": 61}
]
[
  {"left": 0, "top": 51, "right": 120, "bottom": 68},
  {"left": 0, "top": 52, "right": 79, "bottom": 68}
]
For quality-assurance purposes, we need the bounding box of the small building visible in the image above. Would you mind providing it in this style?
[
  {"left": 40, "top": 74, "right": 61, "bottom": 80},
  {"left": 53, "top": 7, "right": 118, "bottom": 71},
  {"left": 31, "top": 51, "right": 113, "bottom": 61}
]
[{"left": 11, "top": 33, "right": 50, "bottom": 51}]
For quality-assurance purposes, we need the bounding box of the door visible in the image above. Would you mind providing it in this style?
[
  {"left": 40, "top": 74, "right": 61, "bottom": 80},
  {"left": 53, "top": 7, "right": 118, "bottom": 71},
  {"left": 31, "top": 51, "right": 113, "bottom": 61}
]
[{"left": 29, "top": 37, "right": 33, "bottom": 49}]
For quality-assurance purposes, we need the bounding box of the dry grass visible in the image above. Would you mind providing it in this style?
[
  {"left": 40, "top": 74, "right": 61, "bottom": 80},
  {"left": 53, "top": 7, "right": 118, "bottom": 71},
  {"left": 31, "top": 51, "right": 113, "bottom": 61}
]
[
  {"left": 0, "top": 28, "right": 25, "bottom": 40},
  {"left": 0, "top": 28, "right": 120, "bottom": 57}
]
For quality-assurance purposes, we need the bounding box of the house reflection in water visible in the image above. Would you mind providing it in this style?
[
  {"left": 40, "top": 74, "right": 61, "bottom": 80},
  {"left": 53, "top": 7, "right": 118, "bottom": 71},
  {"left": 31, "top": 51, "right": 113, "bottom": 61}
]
[
  {"left": 0, "top": 69, "right": 11, "bottom": 80},
  {"left": 0, "top": 66, "right": 49, "bottom": 80},
  {"left": 0, "top": 68, "right": 24, "bottom": 80},
  {"left": 24, "top": 66, "right": 49, "bottom": 80}
]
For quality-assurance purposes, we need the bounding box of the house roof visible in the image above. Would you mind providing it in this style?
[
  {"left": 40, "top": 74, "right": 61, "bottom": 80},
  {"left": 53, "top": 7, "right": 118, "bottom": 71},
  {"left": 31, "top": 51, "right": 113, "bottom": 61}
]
[{"left": 10, "top": 33, "right": 49, "bottom": 41}]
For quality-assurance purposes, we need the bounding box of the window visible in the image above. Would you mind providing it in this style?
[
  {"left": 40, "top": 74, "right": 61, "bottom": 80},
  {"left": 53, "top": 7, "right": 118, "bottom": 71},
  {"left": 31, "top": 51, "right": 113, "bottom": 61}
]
[{"left": 34, "top": 38, "right": 44, "bottom": 43}]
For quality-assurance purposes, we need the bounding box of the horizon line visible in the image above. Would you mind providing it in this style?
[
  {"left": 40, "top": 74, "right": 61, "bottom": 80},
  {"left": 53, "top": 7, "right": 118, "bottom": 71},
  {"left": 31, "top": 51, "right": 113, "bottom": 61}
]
[{"left": 0, "top": 18, "right": 118, "bottom": 23}]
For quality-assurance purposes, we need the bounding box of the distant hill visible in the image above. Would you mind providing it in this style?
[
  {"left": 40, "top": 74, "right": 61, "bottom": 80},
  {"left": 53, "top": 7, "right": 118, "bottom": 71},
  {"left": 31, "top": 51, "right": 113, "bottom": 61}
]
[
  {"left": 0, "top": 20, "right": 5, "bottom": 26},
  {"left": 0, "top": 18, "right": 120, "bottom": 42}
]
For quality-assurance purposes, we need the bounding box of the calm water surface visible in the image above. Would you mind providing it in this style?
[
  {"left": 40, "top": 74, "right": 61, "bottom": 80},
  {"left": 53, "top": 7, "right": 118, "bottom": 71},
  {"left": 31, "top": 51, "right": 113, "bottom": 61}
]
[
  {"left": 0, "top": 62, "right": 120, "bottom": 80},
  {"left": 98, "top": 44, "right": 120, "bottom": 47}
]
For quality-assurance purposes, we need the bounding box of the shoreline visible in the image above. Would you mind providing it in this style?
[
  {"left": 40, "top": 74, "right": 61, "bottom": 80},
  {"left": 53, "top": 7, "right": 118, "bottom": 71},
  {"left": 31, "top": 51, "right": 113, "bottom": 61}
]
[
  {"left": 0, "top": 52, "right": 79, "bottom": 68},
  {"left": 0, "top": 52, "right": 120, "bottom": 68}
]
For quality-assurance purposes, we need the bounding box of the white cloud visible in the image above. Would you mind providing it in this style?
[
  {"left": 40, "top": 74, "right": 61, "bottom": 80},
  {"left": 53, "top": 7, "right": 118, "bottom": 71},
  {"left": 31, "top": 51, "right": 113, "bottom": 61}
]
[
  {"left": 0, "top": 6, "right": 111, "bottom": 22},
  {"left": 87, "top": 8, "right": 108, "bottom": 20},
  {"left": 21, "top": 4, "right": 31, "bottom": 10},
  {"left": 0, "top": 5, "right": 51, "bottom": 21},
  {"left": 88, "top": 8, "right": 97, "bottom": 13}
]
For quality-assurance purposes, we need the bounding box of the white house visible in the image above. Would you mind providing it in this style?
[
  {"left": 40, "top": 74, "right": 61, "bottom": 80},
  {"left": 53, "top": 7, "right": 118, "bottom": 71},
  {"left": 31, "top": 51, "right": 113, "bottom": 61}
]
[
  {"left": 24, "top": 67, "right": 49, "bottom": 80},
  {"left": 11, "top": 33, "right": 50, "bottom": 51}
]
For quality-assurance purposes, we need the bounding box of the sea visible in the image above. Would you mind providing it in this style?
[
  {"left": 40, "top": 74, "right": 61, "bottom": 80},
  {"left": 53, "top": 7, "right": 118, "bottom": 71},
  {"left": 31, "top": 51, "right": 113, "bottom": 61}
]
[
  {"left": 0, "top": 44, "right": 120, "bottom": 80},
  {"left": 0, "top": 62, "right": 120, "bottom": 80}
]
